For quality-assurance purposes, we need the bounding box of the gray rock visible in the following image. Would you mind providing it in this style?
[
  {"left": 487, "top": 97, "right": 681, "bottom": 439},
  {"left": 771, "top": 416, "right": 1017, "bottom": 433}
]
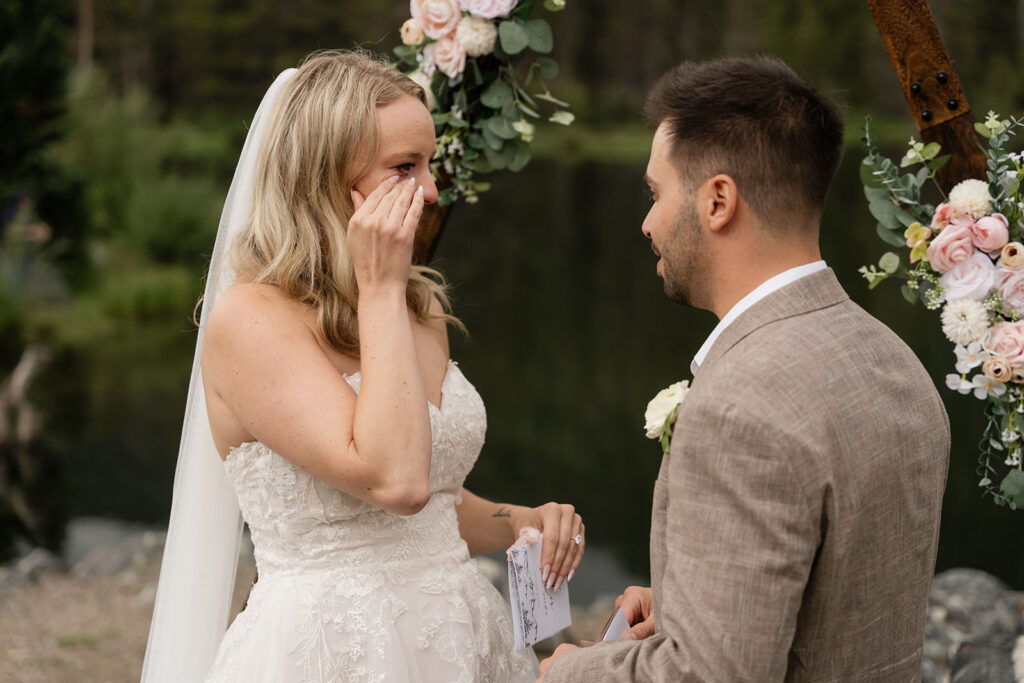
[
  {"left": 924, "top": 569, "right": 1024, "bottom": 683},
  {"left": 73, "top": 531, "right": 166, "bottom": 578},
  {"left": 949, "top": 637, "right": 1017, "bottom": 683},
  {"left": 15, "top": 547, "right": 65, "bottom": 579}
]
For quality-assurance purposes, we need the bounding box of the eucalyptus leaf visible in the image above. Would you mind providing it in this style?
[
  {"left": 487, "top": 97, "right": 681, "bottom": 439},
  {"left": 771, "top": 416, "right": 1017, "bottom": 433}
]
[
  {"left": 860, "top": 159, "right": 884, "bottom": 188},
  {"left": 999, "top": 469, "right": 1024, "bottom": 507},
  {"left": 501, "top": 100, "right": 518, "bottom": 120},
  {"left": 468, "top": 157, "right": 494, "bottom": 173},
  {"left": 484, "top": 141, "right": 516, "bottom": 169},
  {"left": 900, "top": 283, "right": 918, "bottom": 304},
  {"left": 498, "top": 20, "right": 530, "bottom": 55},
  {"left": 920, "top": 142, "right": 941, "bottom": 160},
  {"left": 536, "top": 56, "right": 559, "bottom": 79},
  {"left": 486, "top": 116, "right": 519, "bottom": 140},
  {"left": 879, "top": 252, "right": 900, "bottom": 274},
  {"left": 868, "top": 199, "right": 900, "bottom": 227},
  {"left": 447, "top": 116, "right": 469, "bottom": 129},
  {"left": 509, "top": 142, "right": 531, "bottom": 171},
  {"left": 517, "top": 101, "right": 540, "bottom": 118},
  {"left": 481, "top": 79, "right": 514, "bottom": 109},
  {"left": 467, "top": 133, "right": 487, "bottom": 150},
  {"left": 524, "top": 19, "right": 553, "bottom": 53},
  {"left": 482, "top": 127, "right": 504, "bottom": 150},
  {"left": 876, "top": 222, "right": 907, "bottom": 247},
  {"left": 863, "top": 186, "right": 890, "bottom": 204},
  {"left": 534, "top": 91, "right": 570, "bottom": 107},
  {"left": 543, "top": 0, "right": 566, "bottom": 11}
]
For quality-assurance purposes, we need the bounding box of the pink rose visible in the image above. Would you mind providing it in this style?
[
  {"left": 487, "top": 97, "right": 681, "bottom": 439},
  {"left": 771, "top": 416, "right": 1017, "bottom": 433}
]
[
  {"left": 999, "top": 267, "right": 1024, "bottom": 316},
  {"left": 986, "top": 321, "right": 1024, "bottom": 367},
  {"left": 939, "top": 251, "right": 997, "bottom": 301},
  {"left": 971, "top": 213, "right": 1010, "bottom": 255},
  {"left": 931, "top": 202, "right": 967, "bottom": 231},
  {"left": 460, "top": 0, "right": 517, "bottom": 19},
  {"left": 430, "top": 34, "right": 466, "bottom": 78},
  {"left": 926, "top": 223, "right": 975, "bottom": 274},
  {"left": 411, "top": 0, "right": 461, "bottom": 40}
]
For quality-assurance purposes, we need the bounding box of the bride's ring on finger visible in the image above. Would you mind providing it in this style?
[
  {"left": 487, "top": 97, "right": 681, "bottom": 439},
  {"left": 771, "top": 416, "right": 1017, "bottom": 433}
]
[{"left": 572, "top": 534, "right": 582, "bottom": 545}]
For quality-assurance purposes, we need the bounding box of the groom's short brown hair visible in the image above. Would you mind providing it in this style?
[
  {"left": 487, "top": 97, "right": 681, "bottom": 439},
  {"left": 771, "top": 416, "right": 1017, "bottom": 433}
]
[{"left": 644, "top": 56, "right": 845, "bottom": 229}]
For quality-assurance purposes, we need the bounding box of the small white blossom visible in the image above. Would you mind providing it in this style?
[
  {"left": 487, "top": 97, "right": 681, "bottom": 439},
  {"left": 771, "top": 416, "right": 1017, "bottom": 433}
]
[
  {"left": 443, "top": 158, "right": 455, "bottom": 175},
  {"left": 549, "top": 110, "right": 575, "bottom": 126},
  {"left": 942, "top": 298, "right": 992, "bottom": 345},
  {"left": 1006, "top": 451, "right": 1021, "bottom": 467},
  {"left": 946, "top": 373, "right": 973, "bottom": 395},
  {"left": 948, "top": 179, "right": 994, "bottom": 218},
  {"left": 512, "top": 119, "right": 535, "bottom": 142},
  {"left": 417, "top": 49, "right": 437, "bottom": 78},
  {"left": 1003, "top": 429, "right": 1021, "bottom": 444},
  {"left": 447, "top": 137, "right": 464, "bottom": 156},
  {"left": 954, "top": 341, "right": 991, "bottom": 374},
  {"left": 972, "top": 373, "right": 1008, "bottom": 399}
]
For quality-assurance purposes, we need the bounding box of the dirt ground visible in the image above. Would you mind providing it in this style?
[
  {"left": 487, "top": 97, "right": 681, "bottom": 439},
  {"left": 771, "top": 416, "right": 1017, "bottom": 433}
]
[{"left": 0, "top": 558, "right": 255, "bottom": 683}]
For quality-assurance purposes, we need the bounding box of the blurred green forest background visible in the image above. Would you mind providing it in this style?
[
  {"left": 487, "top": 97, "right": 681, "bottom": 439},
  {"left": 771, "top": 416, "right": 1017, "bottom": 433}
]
[{"left": 2, "top": 0, "right": 1023, "bottom": 586}]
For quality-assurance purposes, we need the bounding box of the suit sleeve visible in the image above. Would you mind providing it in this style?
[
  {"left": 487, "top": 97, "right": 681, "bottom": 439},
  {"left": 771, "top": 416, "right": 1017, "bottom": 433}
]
[{"left": 544, "top": 398, "right": 820, "bottom": 682}]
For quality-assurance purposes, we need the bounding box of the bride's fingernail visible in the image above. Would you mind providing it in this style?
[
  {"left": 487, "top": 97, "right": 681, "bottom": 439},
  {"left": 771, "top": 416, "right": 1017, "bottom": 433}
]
[
  {"left": 542, "top": 565, "right": 550, "bottom": 583},
  {"left": 406, "top": 176, "right": 416, "bottom": 185},
  {"left": 567, "top": 569, "right": 575, "bottom": 583},
  {"left": 554, "top": 576, "right": 564, "bottom": 591},
  {"left": 387, "top": 175, "right": 399, "bottom": 183},
  {"left": 417, "top": 185, "right": 424, "bottom": 195}
]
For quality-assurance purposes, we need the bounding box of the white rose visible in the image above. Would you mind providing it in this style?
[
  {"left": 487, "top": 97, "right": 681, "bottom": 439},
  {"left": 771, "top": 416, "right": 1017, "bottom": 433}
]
[
  {"left": 938, "top": 251, "right": 997, "bottom": 301},
  {"left": 644, "top": 380, "right": 689, "bottom": 439},
  {"left": 407, "top": 70, "right": 438, "bottom": 111}
]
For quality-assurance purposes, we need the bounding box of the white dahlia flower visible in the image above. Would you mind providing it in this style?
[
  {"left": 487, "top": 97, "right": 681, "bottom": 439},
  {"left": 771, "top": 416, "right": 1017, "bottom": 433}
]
[
  {"left": 948, "top": 179, "right": 994, "bottom": 219},
  {"left": 455, "top": 15, "right": 497, "bottom": 57},
  {"left": 941, "top": 298, "right": 991, "bottom": 345}
]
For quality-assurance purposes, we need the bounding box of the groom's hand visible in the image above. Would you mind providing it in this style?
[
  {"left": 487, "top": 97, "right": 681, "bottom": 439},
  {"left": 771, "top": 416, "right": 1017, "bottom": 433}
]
[
  {"left": 537, "top": 643, "right": 579, "bottom": 681},
  {"left": 616, "top": 585, "right": 655, "bottom": 640}
]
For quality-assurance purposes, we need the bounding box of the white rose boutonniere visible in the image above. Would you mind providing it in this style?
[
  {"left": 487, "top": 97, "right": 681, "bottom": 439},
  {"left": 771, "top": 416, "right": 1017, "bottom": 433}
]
[{"left": 644, "top": 380, "right": 690, "bottom": 455}]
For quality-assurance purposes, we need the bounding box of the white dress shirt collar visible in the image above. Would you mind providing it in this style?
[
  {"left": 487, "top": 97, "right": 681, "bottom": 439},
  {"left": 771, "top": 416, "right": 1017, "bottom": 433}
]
[{"left": 690, "top": 261, "right": 828, "bottom": 375}]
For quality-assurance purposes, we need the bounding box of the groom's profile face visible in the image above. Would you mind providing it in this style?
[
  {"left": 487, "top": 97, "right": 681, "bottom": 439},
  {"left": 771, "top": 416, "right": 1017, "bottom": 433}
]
[{"left": 642, "top": 124, "right": 707, "bottom": 308}]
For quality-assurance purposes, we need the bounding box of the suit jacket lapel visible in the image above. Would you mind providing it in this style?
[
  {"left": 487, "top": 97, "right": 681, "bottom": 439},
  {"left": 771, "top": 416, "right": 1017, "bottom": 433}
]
[{"left": 695, "top": 269, "right": 849, "bottom": 379}]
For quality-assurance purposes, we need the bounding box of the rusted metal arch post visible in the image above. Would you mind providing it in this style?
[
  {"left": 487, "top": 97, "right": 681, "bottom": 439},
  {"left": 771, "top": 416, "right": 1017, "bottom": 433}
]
[{"left": 867, "top": 0, "right": 988, "bottom": 194}]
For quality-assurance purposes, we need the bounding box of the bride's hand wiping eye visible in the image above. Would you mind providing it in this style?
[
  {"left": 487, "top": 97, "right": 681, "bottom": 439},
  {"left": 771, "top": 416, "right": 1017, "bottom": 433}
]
[
  {"left": 510, "top": 502, "right": 584, "bottom": 592},
  {"left": 348, "top": 174, "right": 424, "bottom": 294}
]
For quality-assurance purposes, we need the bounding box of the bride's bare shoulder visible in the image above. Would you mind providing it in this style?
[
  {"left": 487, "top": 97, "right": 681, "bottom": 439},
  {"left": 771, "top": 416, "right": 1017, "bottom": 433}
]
[{"left": 205, "top": 282, "right": 313, "bottom": 348}]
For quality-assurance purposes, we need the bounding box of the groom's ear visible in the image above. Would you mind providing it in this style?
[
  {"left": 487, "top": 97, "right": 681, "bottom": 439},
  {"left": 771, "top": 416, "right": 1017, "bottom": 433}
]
[{"left": 704, "top": 174, "right": 739, "bottom": 234}]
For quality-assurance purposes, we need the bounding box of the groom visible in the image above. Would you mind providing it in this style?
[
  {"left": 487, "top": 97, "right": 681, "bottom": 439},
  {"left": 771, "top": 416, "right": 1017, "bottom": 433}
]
[{"left": 538, "top": 57, "right": 949, "bottom": 681}]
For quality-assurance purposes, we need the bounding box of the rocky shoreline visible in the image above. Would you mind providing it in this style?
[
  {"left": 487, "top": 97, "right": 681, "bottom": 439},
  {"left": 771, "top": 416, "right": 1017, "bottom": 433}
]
[{"left": 0, "top": 529, "right": 1021, "bottom": 682}]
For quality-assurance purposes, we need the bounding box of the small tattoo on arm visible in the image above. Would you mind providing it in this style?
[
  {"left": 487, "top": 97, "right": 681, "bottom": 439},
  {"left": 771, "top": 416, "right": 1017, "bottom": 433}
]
[{"left": 492, "top": 505, "right": 511, "bottom": 518}]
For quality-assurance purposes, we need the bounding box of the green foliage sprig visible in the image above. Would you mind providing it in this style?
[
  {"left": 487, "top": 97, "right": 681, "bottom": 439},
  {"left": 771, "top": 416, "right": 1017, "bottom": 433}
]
[{"left": 394, "top": 0, "right": 572, "bottom": 206}]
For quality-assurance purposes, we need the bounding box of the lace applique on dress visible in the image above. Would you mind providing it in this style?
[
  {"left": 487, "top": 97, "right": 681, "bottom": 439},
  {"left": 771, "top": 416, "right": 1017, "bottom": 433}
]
[{"left": 205, "top": 362, "right": 538, "bottom": 682}]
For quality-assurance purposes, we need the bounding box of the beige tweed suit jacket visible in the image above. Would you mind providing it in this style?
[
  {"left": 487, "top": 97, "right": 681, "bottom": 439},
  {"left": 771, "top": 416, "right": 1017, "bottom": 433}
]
[{"left": 545, "top": 269, "right": 949, "bottom": 682}]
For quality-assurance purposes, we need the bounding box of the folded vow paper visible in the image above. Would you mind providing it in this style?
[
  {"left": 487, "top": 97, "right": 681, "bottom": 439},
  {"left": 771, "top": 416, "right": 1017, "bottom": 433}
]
[{"left": 506, "top": 530, "right": 571, "bottom": 650}]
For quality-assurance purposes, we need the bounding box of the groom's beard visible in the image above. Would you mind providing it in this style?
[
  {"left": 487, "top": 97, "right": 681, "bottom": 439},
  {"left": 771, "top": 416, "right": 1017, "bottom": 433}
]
[{"left": 661, "top": 202, "right": 708, "bottom": 309}]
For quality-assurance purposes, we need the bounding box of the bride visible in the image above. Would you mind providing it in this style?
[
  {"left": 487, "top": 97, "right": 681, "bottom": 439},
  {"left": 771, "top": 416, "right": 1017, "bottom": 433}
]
[{"left": 142, "top": 50, "right": 585, "bottom": 682}]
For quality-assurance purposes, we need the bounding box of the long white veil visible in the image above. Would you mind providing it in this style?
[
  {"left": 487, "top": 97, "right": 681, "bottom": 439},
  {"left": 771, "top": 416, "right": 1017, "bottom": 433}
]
[{"left": 141, "top": 68, "right": 296, "bottom": 682}]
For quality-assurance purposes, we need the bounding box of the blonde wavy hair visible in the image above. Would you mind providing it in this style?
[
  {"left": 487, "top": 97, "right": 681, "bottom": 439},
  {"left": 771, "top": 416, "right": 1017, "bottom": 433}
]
[{"left": 230, "top": 49, "right": 461, "bottom": 354}]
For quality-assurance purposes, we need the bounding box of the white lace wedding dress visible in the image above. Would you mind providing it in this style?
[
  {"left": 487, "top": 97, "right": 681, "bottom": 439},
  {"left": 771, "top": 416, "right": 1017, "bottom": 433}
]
[{"left": 204, "top": 361, "right": 539, "bottom": 682}]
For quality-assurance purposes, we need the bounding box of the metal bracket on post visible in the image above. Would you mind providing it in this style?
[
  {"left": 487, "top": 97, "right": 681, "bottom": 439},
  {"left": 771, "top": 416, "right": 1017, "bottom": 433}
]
[{"left": 867, "top": 0, "right": 987, "bottom": 193}]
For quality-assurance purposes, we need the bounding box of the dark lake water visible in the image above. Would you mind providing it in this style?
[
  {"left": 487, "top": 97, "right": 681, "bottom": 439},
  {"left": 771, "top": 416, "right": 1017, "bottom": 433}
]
[{"left": 60, "top": 154, "right": 1024, "bottom": 589}]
